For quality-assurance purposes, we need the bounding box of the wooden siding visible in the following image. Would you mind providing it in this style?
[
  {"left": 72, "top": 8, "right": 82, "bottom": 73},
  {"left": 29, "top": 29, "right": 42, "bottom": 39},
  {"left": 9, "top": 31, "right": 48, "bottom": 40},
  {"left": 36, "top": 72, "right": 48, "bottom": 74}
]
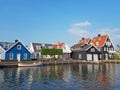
[{"left": 5, "top": 42, "right": 31, "bottom": 60}]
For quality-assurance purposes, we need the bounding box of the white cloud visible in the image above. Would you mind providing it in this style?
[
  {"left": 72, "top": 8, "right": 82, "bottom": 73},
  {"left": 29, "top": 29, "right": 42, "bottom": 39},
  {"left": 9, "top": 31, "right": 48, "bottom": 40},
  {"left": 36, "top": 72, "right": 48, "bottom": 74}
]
[
  {"left": 68, "top": 21, "right": 120, "bottom": 46},
  {"left": 98, "top": 28, "right": 120, "bottom": 39},
  {"left": 68, "top": 21, "right": 92, "bottom": 37},
  {"left": 73, "top": 21, "right": 92, "bottom": 27},
  {"left": 98, "top": 28, "right": 120, "bottom": 33},
  {"left": 69, "top": 29, "right": 91, "bottom": 37}
]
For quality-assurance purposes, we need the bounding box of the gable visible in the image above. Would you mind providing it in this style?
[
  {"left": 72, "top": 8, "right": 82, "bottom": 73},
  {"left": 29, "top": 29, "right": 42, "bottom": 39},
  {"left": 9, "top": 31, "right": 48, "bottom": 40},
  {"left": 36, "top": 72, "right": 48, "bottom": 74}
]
[
  {"left": 104, "top": 37, "right": 114, "bottom": 47},
  {"left": 62, "top": 43, "right": 71, "bottom": 53},
  {"left": 32, "top": 43, "right": 42, "bottom": 52},
  {"left": 6, "top": 42, "right": 31, "bottom": 53},
  {"left": 86, "top": 46, "right": 100, "bottom": 53}
]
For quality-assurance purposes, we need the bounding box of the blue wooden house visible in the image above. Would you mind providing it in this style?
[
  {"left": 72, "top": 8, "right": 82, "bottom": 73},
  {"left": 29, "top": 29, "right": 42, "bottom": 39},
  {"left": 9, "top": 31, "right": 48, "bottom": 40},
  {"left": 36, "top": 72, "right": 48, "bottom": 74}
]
[{"left": 0, "top": 40, "right": 31, "bottom": 60}]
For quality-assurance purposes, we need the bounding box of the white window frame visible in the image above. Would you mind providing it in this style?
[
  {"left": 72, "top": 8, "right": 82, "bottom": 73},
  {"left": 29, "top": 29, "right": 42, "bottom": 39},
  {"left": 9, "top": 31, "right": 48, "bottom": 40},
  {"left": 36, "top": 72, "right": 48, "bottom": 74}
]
[
  {"left": 24, "top": 53, "right": 27, "bottom": 59},
  {"left": 9, "top": 53, "right": 13, "bottom": 60},
  {"left": 17, "top": 45, "right": 21, "bottom": 50}
]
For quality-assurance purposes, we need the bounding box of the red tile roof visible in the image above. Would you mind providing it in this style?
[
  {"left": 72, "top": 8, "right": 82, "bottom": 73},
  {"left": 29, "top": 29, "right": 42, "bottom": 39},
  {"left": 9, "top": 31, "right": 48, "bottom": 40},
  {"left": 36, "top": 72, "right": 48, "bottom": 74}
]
[
  {"left": 91, "top": 35, "right": 108, "bottom": 47},
  {"left": 78, "top": 38, "right": 91, "bottom": 44},
  {"left": 53, "top": 42, "right": 65, "bottom": 49}
]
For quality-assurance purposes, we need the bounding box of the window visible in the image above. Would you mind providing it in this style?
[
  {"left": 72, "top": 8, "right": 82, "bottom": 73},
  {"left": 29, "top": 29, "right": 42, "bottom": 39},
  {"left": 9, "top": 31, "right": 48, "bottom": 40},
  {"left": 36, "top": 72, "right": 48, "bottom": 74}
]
[
  {"left": 17, "top": 45, "right": 21, "bottom": 50},
  {"left": 100, "top": 54, "right": 102, "bottom": 59},
  {"left": 79, "top": 54, "right": 82, "bottom": 59},
  {"left": 106, "top": 41, "right": 111, "bottom": 47},
  {"left": 9, "top": 53, "right": 13, "bottom": 60},
  {"left": 24, "top": 53, "right": 27, "bottom": 59},
  {"left": 91, "top": 48, "right": 95, "bottom": 52},
  {"left": 109, "top": 54, "right": 112, "bottom": 59},
  {"left": 36, "top": 45, "right": 41, "bottom": 50},
  {"left": 110, "top": 48, "right": 112, "bottom": 51},
  {"left": 104, "top": 47, "right": 106, "bottom": 51},
  {"left": 6, "top": 44, "right": 9, "bottom": 48},
  {"left": 48, "top": 46, "right": 53, "bottom": 49},
  {"left": 64, "top": 46, "right": 66, "bottom": 50},
  {"left": 107, "top": 48, "right": 109, "bottom": 51},
  {"left": 96, "top": 42, "right": 99, "bottom": 46},
  {"left": 98, "top": 47, "right": 101, "bottom": 51}
]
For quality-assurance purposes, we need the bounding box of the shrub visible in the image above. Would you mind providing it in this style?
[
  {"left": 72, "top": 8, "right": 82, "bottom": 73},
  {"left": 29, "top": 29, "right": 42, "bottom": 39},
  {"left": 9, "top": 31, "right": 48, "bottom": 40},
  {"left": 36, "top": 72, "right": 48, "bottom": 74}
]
[{"left": 114, "top": 53, "right": 120, "bottom": 60}]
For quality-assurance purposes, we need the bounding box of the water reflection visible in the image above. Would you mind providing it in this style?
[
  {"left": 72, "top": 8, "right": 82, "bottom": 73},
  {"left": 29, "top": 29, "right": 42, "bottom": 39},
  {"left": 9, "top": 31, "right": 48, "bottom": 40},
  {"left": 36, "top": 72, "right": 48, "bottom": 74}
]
[{"left": 0, "top": 63, "right": 119, "bottom": 90}]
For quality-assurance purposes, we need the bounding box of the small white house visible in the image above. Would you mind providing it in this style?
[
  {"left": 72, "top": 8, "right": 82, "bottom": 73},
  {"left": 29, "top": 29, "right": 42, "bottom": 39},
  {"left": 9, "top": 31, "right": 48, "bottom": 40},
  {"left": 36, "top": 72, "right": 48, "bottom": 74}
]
[
  {"left": 30, "top": 43, "right": 42, "bottom": 60},
  {"left": 30, "top": 43, "right": 54, "bottom": 59},
  {"left": 53, "top": 42, "right": 71, "bottom": 59}
]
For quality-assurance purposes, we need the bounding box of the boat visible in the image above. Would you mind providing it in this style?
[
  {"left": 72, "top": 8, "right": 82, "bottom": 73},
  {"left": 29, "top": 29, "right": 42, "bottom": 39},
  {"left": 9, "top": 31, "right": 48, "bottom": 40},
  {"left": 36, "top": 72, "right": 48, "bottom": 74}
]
[{"left": 18, "top": 62, "right": 43, "bottom": 67}]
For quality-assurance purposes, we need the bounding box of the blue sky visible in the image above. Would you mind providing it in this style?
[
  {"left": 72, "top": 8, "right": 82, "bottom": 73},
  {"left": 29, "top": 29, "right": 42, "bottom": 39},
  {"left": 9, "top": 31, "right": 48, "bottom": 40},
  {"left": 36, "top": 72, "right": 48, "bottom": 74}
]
[{"left": 0, "top": 0, "right": 120, "bottom": 48}]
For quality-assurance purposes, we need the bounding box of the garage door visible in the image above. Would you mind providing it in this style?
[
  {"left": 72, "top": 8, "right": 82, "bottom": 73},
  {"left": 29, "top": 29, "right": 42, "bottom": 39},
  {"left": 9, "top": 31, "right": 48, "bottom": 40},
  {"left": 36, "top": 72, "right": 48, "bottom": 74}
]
[
  {"left": 87, "top": 54, "right": 92, "bottom": 61},
  {"left": 93, "top": 54, "right": 98, "bottom": 62}
]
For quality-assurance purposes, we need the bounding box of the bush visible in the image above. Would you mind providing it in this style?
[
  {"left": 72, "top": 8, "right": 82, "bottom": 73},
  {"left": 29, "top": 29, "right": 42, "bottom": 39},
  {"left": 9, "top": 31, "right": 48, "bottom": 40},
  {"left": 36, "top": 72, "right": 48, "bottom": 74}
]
[{"left": 114, "top": 53, "right": 120, "bottom": 60}]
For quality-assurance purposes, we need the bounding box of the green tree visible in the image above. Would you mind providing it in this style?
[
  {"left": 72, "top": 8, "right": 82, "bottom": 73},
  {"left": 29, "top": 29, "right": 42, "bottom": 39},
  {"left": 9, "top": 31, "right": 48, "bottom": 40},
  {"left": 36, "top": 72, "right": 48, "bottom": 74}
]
[
  {"left": 116, "top": 44, "right": 120, "bottom": 55},
  {"left": 114, "top": 53, "right": 120, "bottom": 60}
]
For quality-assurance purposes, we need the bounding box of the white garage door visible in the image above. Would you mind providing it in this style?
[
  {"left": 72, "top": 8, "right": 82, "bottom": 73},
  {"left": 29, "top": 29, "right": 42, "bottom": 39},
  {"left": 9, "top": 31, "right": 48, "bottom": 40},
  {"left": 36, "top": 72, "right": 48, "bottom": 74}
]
[
  {"left": 87, "top": 54, "right": 92, "bottom": 61},
  {"left": 93, "top": 54, "right": 98, "bottom": 62}
]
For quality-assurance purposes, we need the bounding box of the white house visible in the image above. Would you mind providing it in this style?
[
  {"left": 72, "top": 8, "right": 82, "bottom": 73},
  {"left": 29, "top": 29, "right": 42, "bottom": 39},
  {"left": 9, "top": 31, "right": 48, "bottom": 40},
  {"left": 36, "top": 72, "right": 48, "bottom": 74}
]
[
  {"left": 30, "top": 43, "right": 54, "bottom": 59},
  {"left": 53, "top": 42, "right": 71, "bottom": 59},
  {"left": 30, "top": 43, "right": 42, "bottom": 60}
]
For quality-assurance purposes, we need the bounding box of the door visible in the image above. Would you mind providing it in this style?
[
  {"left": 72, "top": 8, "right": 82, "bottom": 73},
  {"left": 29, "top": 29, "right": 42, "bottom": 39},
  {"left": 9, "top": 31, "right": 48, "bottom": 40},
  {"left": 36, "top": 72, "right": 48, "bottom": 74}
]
[
  {"left": 87, "top": 54, "right": 92, "bottom": 61},
  {"left": 105, "top": 54, "right": 108, "bottom": 60},
  {"left": 17, "top": 54, "right": 21, "bottom": 61},
  {"left": 36, "top": 53, "right": 39, "bottom": 59},
  {"left": 93, "top": 54, "right": 98, "bottom": 62}
]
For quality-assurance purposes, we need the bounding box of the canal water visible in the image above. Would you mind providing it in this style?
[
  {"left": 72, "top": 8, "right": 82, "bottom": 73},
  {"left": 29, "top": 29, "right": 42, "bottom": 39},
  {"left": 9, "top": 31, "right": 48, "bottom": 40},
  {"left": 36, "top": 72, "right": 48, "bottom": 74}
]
[{"left": 0, "top": 63, "right": 120, "bottom": 90}]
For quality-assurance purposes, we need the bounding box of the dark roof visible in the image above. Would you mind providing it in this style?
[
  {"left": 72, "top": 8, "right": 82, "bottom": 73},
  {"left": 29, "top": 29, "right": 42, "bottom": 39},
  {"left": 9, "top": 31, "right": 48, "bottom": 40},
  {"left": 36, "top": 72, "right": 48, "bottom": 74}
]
[
  {"left": 71, "top": 44, "right": 92, "bottom": 51},
  {"left": 0, "top": 42, "right": 14, "bottom": 50},
  {"left": 71, "top": 43, "right": 87, "bottom": 49},
  {"left": 45, "top": 44, "right": 53, "bottom": 48},
  {"left": 79, "top": 44, "right": 91, "bottom": 51},
  {"left": 32, "top": 43, "right": 54, "bottom": 52},
  {"left": 32, "top": 43, "right": 42, "bottom": 52},
  {"left": 71, "top": 44, "right": 82, "bottom": 49}
]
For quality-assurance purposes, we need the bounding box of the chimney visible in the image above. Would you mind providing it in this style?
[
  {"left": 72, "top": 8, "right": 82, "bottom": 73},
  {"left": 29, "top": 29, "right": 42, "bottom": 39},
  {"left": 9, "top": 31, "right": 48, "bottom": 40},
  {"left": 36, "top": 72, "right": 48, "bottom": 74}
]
[
  {"left": 82, "top": 37, "right": 85, "bottom": 40},
  {"left": 98, "top": 34, "right": 101, "bottom": 37},
  {"left": 15, "top": 40, "right": 19, "bottom": 43}
]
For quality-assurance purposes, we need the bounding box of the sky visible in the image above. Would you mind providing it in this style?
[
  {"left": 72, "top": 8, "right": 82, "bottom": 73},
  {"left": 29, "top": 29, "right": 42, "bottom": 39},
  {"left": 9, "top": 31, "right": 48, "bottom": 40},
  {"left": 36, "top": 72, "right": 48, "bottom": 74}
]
[{"left": 0, "top": 0, "right": 120, "bottom": 49}]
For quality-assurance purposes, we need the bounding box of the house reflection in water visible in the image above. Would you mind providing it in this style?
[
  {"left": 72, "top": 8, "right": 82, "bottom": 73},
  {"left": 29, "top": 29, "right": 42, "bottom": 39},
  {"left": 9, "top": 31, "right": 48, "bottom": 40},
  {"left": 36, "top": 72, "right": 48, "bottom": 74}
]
[{"left": 0, "top": 63, "right": 117, "bottom": 90}]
